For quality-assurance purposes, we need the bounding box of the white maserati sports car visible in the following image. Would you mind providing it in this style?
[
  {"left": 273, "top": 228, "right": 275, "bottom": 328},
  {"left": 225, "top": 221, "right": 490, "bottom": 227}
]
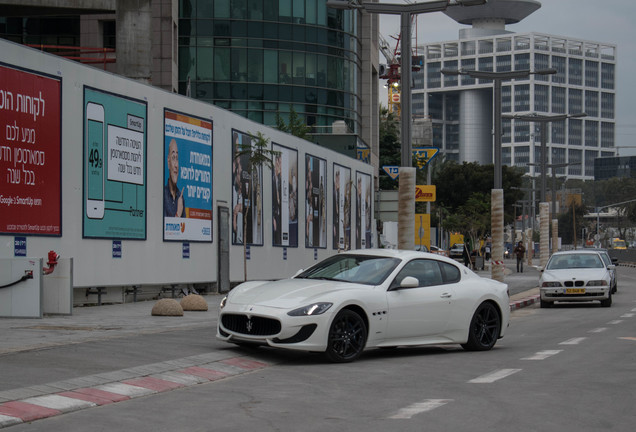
[{"left": 217, "top": 249, "right": 510, "bottom": 362}]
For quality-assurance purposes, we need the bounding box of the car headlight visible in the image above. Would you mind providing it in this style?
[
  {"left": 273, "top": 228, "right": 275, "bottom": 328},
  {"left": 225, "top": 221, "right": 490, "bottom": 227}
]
[
  {"left": 587, "top": 280, "right": 608, "bottom": 287},
  {"left": 541, "top": 281, "right": 562, "bottom": 287},
  {"left": 288, "top": 302, "right": 333, "bottom": 316},
  {"left": 219, "top": 296, "right": 227, "bottom": 309}
]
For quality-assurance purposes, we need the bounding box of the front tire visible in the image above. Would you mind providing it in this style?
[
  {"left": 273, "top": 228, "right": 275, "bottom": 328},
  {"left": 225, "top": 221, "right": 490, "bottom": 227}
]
[
  {"left": 600, "top": 291, "right": 612, "bottom": 308},
  {"left": 462, "top": 302, "right": 500, "bottom": 351},
  {"left": 325, "top": 309, "right": 367, "bottom": 363}
]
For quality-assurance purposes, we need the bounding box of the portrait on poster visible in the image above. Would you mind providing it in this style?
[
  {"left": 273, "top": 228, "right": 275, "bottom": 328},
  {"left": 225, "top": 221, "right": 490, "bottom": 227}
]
[
  {"left": 355, "top": 171, "right": 372, "bottom": 249},
  {"left": 272, "top": 143, "right": 298, "bottom": 247},
  {"left": 304, "top": 154, "right": 327, "bottom": 248},
  {"left": 333, "top": 163, "right": 351, "bottom": 251},
  {"left": 232, "top": 129, "right": 263, "bottom": 246}
]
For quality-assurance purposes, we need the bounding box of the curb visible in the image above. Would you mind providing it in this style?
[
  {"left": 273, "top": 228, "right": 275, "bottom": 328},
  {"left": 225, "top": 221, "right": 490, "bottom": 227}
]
[{"left": 509, "top": 294, "right": 540, "bottom": 311}]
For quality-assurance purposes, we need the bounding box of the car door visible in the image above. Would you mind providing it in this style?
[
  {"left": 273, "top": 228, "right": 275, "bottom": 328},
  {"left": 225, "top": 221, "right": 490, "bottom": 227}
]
[{"left": 385, "top": 259, "right": 454, "bottom": 340}]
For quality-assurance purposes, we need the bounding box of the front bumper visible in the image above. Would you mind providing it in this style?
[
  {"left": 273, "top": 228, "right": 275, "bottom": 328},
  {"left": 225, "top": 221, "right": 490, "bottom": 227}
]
[{"left": 540, "top": 287, "right": 610, "bottom": 303}]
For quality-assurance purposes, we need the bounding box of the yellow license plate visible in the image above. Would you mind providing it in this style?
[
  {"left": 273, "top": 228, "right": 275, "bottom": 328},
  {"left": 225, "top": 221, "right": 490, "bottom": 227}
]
[{"left": 566, "top": 288, "right": 585, "bottom": 294}]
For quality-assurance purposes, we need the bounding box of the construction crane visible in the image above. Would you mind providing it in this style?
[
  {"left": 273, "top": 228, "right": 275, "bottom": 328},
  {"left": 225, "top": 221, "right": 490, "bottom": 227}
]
[{"left": 378, "top": 33, "right": 402, "bottom": 115}]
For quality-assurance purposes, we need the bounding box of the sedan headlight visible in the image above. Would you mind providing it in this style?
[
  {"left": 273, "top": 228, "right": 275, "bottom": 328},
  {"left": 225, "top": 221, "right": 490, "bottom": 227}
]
[
  {"left": 541, "top": 281, "right": 562, "bottom": 287},
  {"left": 587, "top": 280, "right": 608, "bottom": 287},
  {"left": 288, "top": 302, "right": 333, "bottom": 316}
]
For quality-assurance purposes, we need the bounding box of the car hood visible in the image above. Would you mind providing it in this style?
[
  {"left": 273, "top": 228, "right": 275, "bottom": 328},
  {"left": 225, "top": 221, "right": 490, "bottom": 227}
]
[
  {"left": 228, "top": 278, "right": 370, "bottom": 309},
  {"left": 541, "top": 267, "right": 609, "bottom": 282}
]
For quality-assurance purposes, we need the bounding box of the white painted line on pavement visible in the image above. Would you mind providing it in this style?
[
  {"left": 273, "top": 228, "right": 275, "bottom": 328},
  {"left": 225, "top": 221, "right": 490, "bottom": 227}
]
[
  {"left": 620, "top": 313, "right": 634, "bottom": 318},
  {"left": 388, "top": 399, "right": 453, "bottom": 419},
  {"left": 94, "top": 383, "right": 156, "bottom": 398},
  {"left": 22, "top": 394, "right": 96, "bottom": 412},
  {"left": 469, "top": 369, "right": 522, "bottom": 383},
  {"left": 589, "top": 328, "right": 608, "bottom": 333},
  {"left": 631, "top": 308, "right": 636, "bottom": 312},
  {"left": 521, "top": 350, "right": 562, "bottom": 360},
  {"left": 559, "top": 337, "right": 587, "bottom": 345},
  {"left": 608, "top": 320, "right": 623, "bottom": 325}
]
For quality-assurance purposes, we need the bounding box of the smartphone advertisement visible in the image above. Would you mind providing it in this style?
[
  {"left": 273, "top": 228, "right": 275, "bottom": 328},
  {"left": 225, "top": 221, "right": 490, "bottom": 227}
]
[
  {"left": 163, "top": 109, "right": 213, "bottom": 242},
  {"left": 0, "top": 64, "right": 61, "bottom": 236},
  {"left": 83, "top": 87, "right": 147, "bottom": 239}
]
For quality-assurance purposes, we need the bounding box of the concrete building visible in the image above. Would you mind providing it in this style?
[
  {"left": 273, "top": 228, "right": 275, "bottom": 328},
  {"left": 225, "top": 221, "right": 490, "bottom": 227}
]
[{"left": 412, "top": 0, "right": 617, "bottom": 180}]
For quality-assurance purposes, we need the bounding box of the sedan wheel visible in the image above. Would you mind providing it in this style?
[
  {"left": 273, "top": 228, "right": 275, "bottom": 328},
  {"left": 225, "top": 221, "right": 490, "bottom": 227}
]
[
  {"left": 462, "top": 302, "right": 500, "bottom": 351},
  {"left": 325, "top": 309, "right": 367, "bottom": 363}
]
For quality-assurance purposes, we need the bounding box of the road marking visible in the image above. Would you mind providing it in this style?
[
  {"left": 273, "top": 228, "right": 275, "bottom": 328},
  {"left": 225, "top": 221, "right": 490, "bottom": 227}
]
[
  {"left": 608, "top": 320, "right": 623, "bottom": 325},
  {"left": 93, "top": 383, "right": 156, "bottom": 398},
  {"left": 389, "top": 399, "right": 453, "bottom": 419},
  {"left": 589, "top": 327, "right": 608, "bottom": 333},
  {"left": 0, "top": 413, "right": 22, "bottom": 428},
  {"left": 560, "top": 337, "right": 587, "bottom": 345},
  {"left": 631, "top": 308, "right": 636, "bottom": 312},
  {"left": 620, "top": 313, "right": 634, "bottom": 318},
  {"left": 619, "top": 337, "right": 636, "bottom": 341},
  {"left": 521, "top": 350, "right": 562, "bottom": 360},
  {"left": 469, "top": 369, "right": 522, "bottom": 383}
]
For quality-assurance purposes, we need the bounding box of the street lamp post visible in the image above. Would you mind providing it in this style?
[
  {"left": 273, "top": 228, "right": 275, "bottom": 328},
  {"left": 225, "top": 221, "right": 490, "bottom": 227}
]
[
  {"left": 439, "top": 68, "right": 556, "bottom": 280},
  {"left": 327, "top": 0, "right": 486, "bottom": 250},
  {"left": 505, "top": 112, "right": 586, "bottom": 266}
]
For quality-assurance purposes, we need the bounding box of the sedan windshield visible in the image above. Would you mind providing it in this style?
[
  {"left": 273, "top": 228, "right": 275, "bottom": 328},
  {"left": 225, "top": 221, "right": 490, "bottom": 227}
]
[
  {"left": 296, "top": 255, "right": 401, "bottom": 285},
  {"left": 546, "top": 253, "right": 604, "bottom": 270}
]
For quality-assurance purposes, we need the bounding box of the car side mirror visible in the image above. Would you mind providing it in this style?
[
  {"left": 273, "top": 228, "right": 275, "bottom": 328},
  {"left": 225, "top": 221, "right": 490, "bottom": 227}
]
[
  {"left": 400, "top": 276, "right": 419, "bottom": 288},
  {"left": 611, "top": 258, "right": 618, "bottom": 265},
  {"left": 607, "top": 264, "right": 616, "bottom": 270}
]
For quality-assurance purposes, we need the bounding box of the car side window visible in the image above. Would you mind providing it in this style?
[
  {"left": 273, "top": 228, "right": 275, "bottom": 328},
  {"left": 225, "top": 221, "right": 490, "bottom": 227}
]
[
  {"left": 439, "top": 261, "right": 461, "bottom": 283},
  {"left": 390, "top": 259, "right": 444, "bottom": 289}
]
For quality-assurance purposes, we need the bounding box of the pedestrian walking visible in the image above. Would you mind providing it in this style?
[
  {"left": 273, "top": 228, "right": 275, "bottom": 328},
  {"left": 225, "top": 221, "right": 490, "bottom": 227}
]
[{"left": 513, "top": 241, "right": 526, "bottom": 272}]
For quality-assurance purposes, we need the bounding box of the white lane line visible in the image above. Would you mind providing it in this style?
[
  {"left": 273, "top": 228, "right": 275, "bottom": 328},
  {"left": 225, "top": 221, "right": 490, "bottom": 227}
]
[
  {"left": 631, "top": 308, "right": 636, "bottom": 312},
  {"left": 469, "top": 369, "right": 522, "bottom": 383},
  {"left": 521, "top": 350, "right": 562, "bottom": 360},
  {"left": 608, "top": 320, "right": 623, "bottom": 325},
  {"left": 620, "top": 313, "right": 634, "bottom": 318},
  {"left": 389, "top": 399, "right": 453, "bottom": 419},
  {"left": 560, "top": 337, "right": 587, "bottom": 345},
  {"left": 589, "top": 328, "right": 608, "bottom": 333},
  {"left": 22, "top": 394, "right": 96, "bottom": 412}
]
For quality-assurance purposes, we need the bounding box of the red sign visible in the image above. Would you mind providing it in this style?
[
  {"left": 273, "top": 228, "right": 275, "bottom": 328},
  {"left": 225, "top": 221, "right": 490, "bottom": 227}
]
[{"left": 0, "top": 65, "right": 62, "bottom": 235}]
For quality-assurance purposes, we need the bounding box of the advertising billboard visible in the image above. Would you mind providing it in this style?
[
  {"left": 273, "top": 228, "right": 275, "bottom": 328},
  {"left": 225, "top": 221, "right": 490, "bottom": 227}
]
[
  {"left": 163, "top": 109, "right": 213, "bottom": 242},
  {"left": 83, "top": 87, "right": 147, "bottom": 239},
  {"left": 272, "top": 143, "right": 298, "bottom": 247},
  {"left": 355, "top": 171, "right": 372, "bottom": 249},
  {"left": 232, "top": 129, "right": 263, "bottom": 246},
  {"left": 333, "top": 163, "right": 351, "bottom": 250},
  {"left": 305, "top": 154, "right": 327, "bottom": 248},
  {"left": 0, "top": 64, "right": 61, "bottom": 236}
]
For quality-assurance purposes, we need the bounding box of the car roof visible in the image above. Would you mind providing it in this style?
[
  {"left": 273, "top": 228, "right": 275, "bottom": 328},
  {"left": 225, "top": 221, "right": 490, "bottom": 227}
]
[
  {"left": 341, "top": 248, "right": 460, "bottom": 265},
  {"left": 550, "top": 250, "right": 603, "bottom": 256}
]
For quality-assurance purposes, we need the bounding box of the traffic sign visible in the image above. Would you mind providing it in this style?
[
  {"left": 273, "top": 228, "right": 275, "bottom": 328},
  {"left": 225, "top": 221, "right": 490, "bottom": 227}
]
[
  {"left": 382, "top": 165, "right": 400, "bottom": 180},
  {"left": 412, "top": 147, "right": 440, "bottom": 169}
]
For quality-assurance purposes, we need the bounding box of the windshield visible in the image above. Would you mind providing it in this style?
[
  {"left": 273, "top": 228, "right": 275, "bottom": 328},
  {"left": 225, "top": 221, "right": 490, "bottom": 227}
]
[
  {"left": 296, "top": 254, "right": 401, "bottom": 285},
  {"left": 546, "top": 253, "right": 604, "bottom": 270}
]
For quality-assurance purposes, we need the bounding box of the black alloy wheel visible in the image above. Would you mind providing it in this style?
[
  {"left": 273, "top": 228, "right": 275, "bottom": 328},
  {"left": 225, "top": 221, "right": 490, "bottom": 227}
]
[
  {"left": 462, "top": 302, "right": 501, "bottom": 351},
  {"left": 325, "top": 309, "right": 367, "bottom": 363}
]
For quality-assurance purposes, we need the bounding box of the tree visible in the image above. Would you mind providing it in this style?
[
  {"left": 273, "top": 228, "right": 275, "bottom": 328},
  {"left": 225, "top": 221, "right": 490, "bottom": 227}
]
[
  {"left": 378, "top": 105, "right": 400, "bottom": 190},
  {"left": 443, "top": 191, "right": 491, "bottom": 251},
  {"left": 276, "top": 106, "right": 312, "bottom": 140},
  {"left": 235, "top": 131, "right": 279, "bottom": 281}
]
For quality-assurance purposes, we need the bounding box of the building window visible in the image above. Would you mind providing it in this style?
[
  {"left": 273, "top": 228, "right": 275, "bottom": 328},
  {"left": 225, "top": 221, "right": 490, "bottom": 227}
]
[
  {"left": 568, "top": 118, "right": 582, "bottom": 146},
  {"left": 601, "top": 63, "right": 615, "bottom": 89},
  {"left": 585, "top": 120, "right": 598, "bottom": 147},
  {"left": 552, "top": 87, "right": 566, "bottom": 113},
  {"left": 568, "top": 88, "right": 582, "bottom": 114},
  {"left": 551, "top": 120, "right": 565, "bottom": 145},
  {"left": 551, "top": 56, "right": 566, "bottom": 84},
  {"left": 568, "top": 58, "right": 582, "bottom": 86},
  {"left": 496, "top": 55, "right": 511, "bottom": 72},
  {"left": 443, "top": 60, "right": 458, "bottom": 87},
  {"left": 514, "top": 53, "right": 530, "bottom": 71},
  {"left": 534, "top": 84, "right": 549, "bottom": 112},
  {"left": 552, "top": 147, "right": 566, "bottom": 174},
  {"left": 585, "top": 150, "right": 598, "bottom": 176},
  {"left": 585, "top": 90, "right": 598, "bottom": 117},
  {"left": 601, "top": 92, "right": 614, "bottom": 119},
  {"left": 460, "top": 58, "right": 475, "bottom": 85},
  {"left": 534, "top": 53, "right": 550, "bottom": 82},
  {"left": 102, "top": 20, "right": 116, "bottom": 49},
  {"left": 514, "top": 84, "right": 530, "bottom": 111},
  {"left": 601, "top": 122, "right": 614, "bottom": 148},
  {"left": 585, "top": 60, "right": 598, "bottom": 87},
  {"left": 427, "top": 62, "right": 441, "bottom": 89},
  {"left": 568, "top": 149, "right": 582, "bottom": 176}
]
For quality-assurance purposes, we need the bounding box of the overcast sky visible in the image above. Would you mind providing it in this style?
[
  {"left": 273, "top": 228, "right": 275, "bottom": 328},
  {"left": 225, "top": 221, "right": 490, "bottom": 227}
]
[{"left": 378, "top": 0, "right": 636, "bottom": 154}]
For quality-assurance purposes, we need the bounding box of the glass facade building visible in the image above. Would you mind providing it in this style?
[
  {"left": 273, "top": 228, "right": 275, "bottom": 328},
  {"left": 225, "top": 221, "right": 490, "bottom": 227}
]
[
  {"left": 178, "top": 0, "right": 362, "bottom": 134},
  {"left": 414, "top": 32, "right": 617, "bottom": 181}
]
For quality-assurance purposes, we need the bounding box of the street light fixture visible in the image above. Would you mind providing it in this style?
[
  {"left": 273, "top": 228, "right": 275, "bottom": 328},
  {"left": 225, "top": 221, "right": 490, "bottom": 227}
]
[
  {"left": 439, "top": 67, "right": 556, "bottom": 281},
  {"left": 327, "top": 0, "right": 487, "bottom": 250}
]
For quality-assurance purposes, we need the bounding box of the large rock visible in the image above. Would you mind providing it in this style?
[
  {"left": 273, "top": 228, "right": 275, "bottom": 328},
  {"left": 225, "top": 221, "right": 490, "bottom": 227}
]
[
  {"left": 151, "top": 298, "right": 184, "bottom": 316},
  {"left": 180, "top": 294, "right": 208, "bottom": 311}
]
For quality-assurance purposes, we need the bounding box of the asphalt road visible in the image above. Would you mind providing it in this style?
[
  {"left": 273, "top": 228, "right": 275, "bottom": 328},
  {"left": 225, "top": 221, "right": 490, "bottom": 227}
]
[{"left": 1, "top": 264, "right": 634, "bottom": 431}]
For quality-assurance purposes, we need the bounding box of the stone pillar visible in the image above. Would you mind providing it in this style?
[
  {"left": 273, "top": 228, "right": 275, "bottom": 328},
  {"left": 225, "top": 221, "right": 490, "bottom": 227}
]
[
  {"left": 552, "top": 219, "right": 559, "bottom": 254},
  {"left": 398, "top": 167, "right": 415, "bottom": 251},
  {"left": 116, "top": 0, "right": 152, "bottom": 84},
  {"left": 540, "top": 202, "right": 550, "bottom": 268},
  {"left": 491, "top": 189, "right": 504, "bottom": 282}
]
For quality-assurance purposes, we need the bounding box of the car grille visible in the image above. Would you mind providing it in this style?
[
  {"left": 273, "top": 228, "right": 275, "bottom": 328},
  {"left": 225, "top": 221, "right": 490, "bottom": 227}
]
[
  {"left": 221, "top": 314, "right": 281, "bottom": 336},
  {"left": 564, "top": 281, "right": 585, "bottom": 287}
]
